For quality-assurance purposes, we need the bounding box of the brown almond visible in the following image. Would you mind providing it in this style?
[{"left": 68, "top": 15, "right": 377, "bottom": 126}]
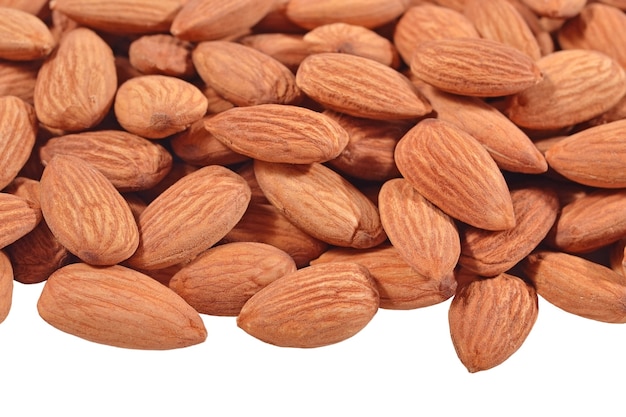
[
  {"left": 0, "top": 193, "right": 40, "bottom": 250},
  {"left": 169, "top": 242, "right": 297, "bottom": 316},
  {"left": 0, "top": 96, "right": 37, "bottom": 190},
  {"left": 286, "top": 0, "right": 407, "bottom": 29},
  {"left": 40, "top": 155, "right": 139, "bottom": 265},
  {"left": 0, "top": 60, "right": 39, "bottom": 104},
  {"left": 37, "top": 263, "right": 207, "bottom": 349},
  {"left": 0, "top": 0, "right": 48, "bottom": 16},
  {"left": 0, "top": 250, "right": 12, "bottom": 324},
  {"left": 128, "top": 34, "right": 195, "bottom": 78},
  {"left": 520, "top": 0, "right": 587, "bottom": 17},
  {"left": 0, "top": 7, "right": 54, "bottom": 61},
  {"left": 239, "top": 33, "right": 314, "bottom": 71},
  {"left": 237, "top": 262, "right": 379, "bottom": 348},
  {"left": 395, "top": 118, "right": 515, "bottom": 231}
]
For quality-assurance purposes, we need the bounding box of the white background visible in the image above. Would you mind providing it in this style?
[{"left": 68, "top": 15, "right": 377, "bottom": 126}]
[{"left": 2, "top": 281, "right": 625, "bottom": 416}]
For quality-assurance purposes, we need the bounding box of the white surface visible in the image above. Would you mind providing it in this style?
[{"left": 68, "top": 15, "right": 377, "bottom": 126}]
[{"left": 2, "top": 280, "right": 625, "bottom": 416}]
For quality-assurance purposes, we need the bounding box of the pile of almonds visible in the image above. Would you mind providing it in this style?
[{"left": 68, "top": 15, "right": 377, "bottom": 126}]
[{"left": 1, "top": 0, "right": 626, "bottom": 372}]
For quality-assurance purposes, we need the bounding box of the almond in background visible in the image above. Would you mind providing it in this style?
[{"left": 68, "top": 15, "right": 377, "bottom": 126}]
[
  {"left": 0, "top": 96, "right": 37, "bottom": 190},
  {"left": 0, "top": 250, "right": 12, "bottom": 324}
]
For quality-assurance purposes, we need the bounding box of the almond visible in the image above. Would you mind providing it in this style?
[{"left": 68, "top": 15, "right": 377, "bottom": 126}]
[
  {"left": 0, "top": 60, "right": 39, "bottom": 104},
  {"left": 0, "top": 193, "right": 40, "bottom": 250},
  {"left": 128, "top": 34, "right": 195, "bottom": 78},
  {"left": 0, "top": 96, "right": 37, "bottom": 190},
  {"left": 0, "top": 0, "right": 49, "bottom": 16},
  {"left": 239, "top": 33, "right": 314, "bottom": 71},
  {"left": 0, "top": 250, "right": 12, "bottom": 324},
  {"left": 519, "top": 0, "right": 587, "bottom": 17},
  {"left": 0, "top": 6, "right": 54, "bottom": 61},
  {"left": 286, "top": 0, "right": 408, "bottom": 29},
  {"left": 40, "top": 155, "right": 139, "bottom": 265},
  {"left": 449, "top": 272, "right": 538, "bottom": 372},
  {"left": 237, "top": 262, "right": 379, "bottom": 348},
  {"left": 394, "top": 118, "right": 515, "bottom": 231},
  {"left": 37, "top": 263, "right": 207, "bottom": 349},
  {"left": 204, "top": 104, "right": 349, "bottom": 164}
]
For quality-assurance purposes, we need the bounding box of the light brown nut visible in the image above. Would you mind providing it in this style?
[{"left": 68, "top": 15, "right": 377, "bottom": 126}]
[
  {"left": 519, "top": 0, "right": 587, "bottom": 17},
  {"left": 169, "top": 242, "right": 297, "bottom": 316},
  {"left": 0, "top": 193, "right": 40, "bottom": 250},
  {"left": 126, "top": 165, "right": 251, "bottom": 270},
  {"left": 237, "top": 262, "right": 379, "bottom": 348},
  {"left": 128, "top": 34, "right": 195, "bottom": 78},
  {"left": 311, "top": 244, "right": 457, "bottom": 310},
  {"left": 254, "top": 160, "right": 387, "bottom": 249},
  {"left": 192, "top": 41, "right": 302, "bottom": 107},
  {"left": 114, "top": 74, "right": 208, "bottom": 139},
  {"left": 449, "top": 272, "right": 538, "bottom": 373},
  {"left": 296, "top": 52, "right": 432, "bottom": 120},
  {"left": 379, "top": 178, "right": 461, "bottom": 281},
  {"left": 0, "top": 250, "right": 12, "bottom": 324},
  {"left": 459, "top": 185, "right": 559, "bottom": 276},
  {"left": 3, "top": 177, "right": 40, "bottom": 210},
  {"left": 0, "top": 0, "right": 48, "bottom": 15},
  {"left": 239, "top": 33, "right": 313, "bottom": 71},
  {"left": 410, "top": 37, "right": 543, "bottom": 97},
  {"left": 0, "top": 60, "right": 39, "bottom": 104},
  {"left": 0, "top": 96, "right": 37, "bottom": 190},
  {"left": 40, "top": 155, "right": 139, "bottom": 265},
  {"left": 286, "top": 0, "right": 408, "bottom": 29},
  {"left": 34, "top": 27, "right": 117, "bottom": 132},
  {"left": 395, "top": 118, "right": 515, "bottom": 231},
  {"left": 0, "top": 7, "right": 54, "bottom": 61},
  {"left": 37, "top": 263, "right": 207, "bottom": 349},
  {"left": 505, "top": 50, "right": 626, "bottom": 130},
  {"left": 204, "top": 104, "right": 349, "bottom": 164},
  {"left": 523, "top": 251, "right": 626, "bottom": 323}
]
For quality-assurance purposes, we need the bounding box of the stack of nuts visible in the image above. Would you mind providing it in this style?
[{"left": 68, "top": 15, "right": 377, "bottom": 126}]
[{"left": 1, "top": 0, "right": 626, "bottom": 372}]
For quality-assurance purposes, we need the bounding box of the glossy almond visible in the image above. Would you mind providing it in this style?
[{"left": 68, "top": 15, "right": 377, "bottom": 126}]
[
  {"left": 449, "top": 272, "right": 538, "bottom": 372},
  {"left": 254, "top": 160, "right": 387, "bottom": 249},
  {"left": 0, "top": 96, "right": 37, "bottom": 190},
  {"left": 40, "top": 155, "right": 139, "bottom": 265},
  {"left": 286, "top": 0, "right": 408, "bottom": 29},
  {"left": 37, "top": 263, "right": 207, "bottom": 349},
  {"left": 204, "top": 104, "right": 349, "bottom": 164},
  {"left": 0, "top": 250, "right": 12, "bottom": 324},
  {"left": 237, "top": 262, "right": 379, "bottom": 348},
  {"left": 34, "top": 28, "right": 117, "bottom": 131},
  {"left": 114, "top": 74, "right": 208, "bottom": 139},
  {"left": 169, "top": 242, "right": 297, "bottom": 316},
  {"left": 0, "top": 7, "right": 54, "bottom": 61},
  {"left": 296, "top": 52, "right": 432, "bottom": 120},
  {"left": 0, "top": 193, "right": 40, "bottom": 250},
  {"left": 395, "top": 119, "right": 515, "bottom": 231},
  {"left": 410, "top": 37, "right": 543, "bottom": 97},
  {"left": 126, "top": 165, "right": 251, "bottom": 270}
]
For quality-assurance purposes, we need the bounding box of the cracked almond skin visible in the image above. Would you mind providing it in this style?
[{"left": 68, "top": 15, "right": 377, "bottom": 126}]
[
  {"left": 0, "top": 96, "right": 37, "bottom": 190},
  {"left": 449, "top": 272, "right": 538, "bottom": 373},
  {"left": 0, "top": 193, "right": 40, "bottom": 250},
  {"left": 237, "top": 262, "right": 379, "bottom": 348},
  {"left": 296, "top": 52, "right": 432, "bottom": 120},
  {"left": 126, "top": 165, "right": 251, "bottom": 270},
  {"left": 459, "top": 185, "right": 559, "bottom": 277},
  {"left": 37, "top": 263, "right": 207, "bottom": 350},
  {"left": 379, "top": 178, "right": 461, "bottom": 281},
  {"left": 523, "top": 251, "right": 626, "bottom": 323},
  {"left": 410, "top": 37, "right": 543, "bottom": 97},
  {"left": 0, "top": 6, "right": 54, "bottom": 61},
  {"left": 40, "top": 155, "right": 139, "bottom": 266},
  {"left": 254, "top": 160, "right": 387, "bottom": 249},
  {"left": 0, "top": 250, "right": 12, "bottom": 324},
  {"left": 204, "top": 104, "right": 349, "bottom": 164},
  {"left": 34, "top": 27, "right": 117, "bottom": 132},
  {"left": 394, "top": 118, "right": 515, "bottom": 231}
]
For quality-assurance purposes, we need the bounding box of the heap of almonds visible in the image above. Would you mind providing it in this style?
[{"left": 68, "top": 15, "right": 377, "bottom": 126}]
[{"left": 1, "top": 0, "right": 626, "bottom": 372}]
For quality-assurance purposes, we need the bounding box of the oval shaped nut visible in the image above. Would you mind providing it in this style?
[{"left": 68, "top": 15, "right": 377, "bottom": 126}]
[
  {"left": 449, "top": 273, "right": 538, "bottom": 373},
  {"left": 523, "top": 251, "right": 626, "bottom": 323},
  {"left": 545, "top": 119, "right": 626, "bottom": 188},
  {"left": 239, "top": 33, "right": 314, "bottom": 72},
  {"left": 204, "top": 104, "right": 349, "bottom": 164},
  {"left": 128, "top": 34, "right": 195, "bottom": 78},
  {"left": 169, "top": 242, "right": 297, "bottom": 316},
  {"left": 0, "top": 60, "right": 39, "bottom": 104},
  {"left": 237, "top": 262, "right": 379, "bottom": 348},
  {"left": 505, "top": 50, "right": 626, "bottom": 130},
  {"left": 192, "top": 41, "right": 302, "bottom": 107},
  {"left": 254, "top": 160, "right": 387, "bottom": 249},
  {"left": 39, "top": 130, "right": 173, "bottom": 192},
  {"left": 459, "top": 185, "right": 559, "bottom": 276},
  {"left": 379, "top": 178, "right": 461, "bottom": 281},
  {"left": 0, "top": 96, "right": 37, "bottom": 190},
  {"left": 114, "top": 74, "right": 208, "bottom": 139},
  {"left": 171, "top": 0, "right": 276, "bottom": 41},
  {"left": 286, "top": 0, "right": 407, "bottom": 29},
  {"left": 127, "top": 165, "right": 251, "bottom": 270},
  {"left": 311, "top": 244, "right": 457, "bottom": 310},
  {"left": 296, "top": 52, "right": 432, "bottom": 120},
  {"left": 0, "top": 7, "right": 54, "bottom": 61},
  {"left": 34, "top": 28, "right": 117, "bottom": 132},
  {"left": 40, "top": 155, "right": 139, "bottom": 266},
  {"left": 0, "top": 193, "right": 40, "bottom": 250},
  {"left": 395, "top": 119, "right": 515, "bottom": 231},
  {"left": 0, "top": 250, "right": 12, "bottom": 324},
  {"left": 37, "top": 263, "right": 207, "bottom": 350},
  {"left": 410, "top": 38, "right": 543, "bottom": 97},
  {"left": 49, "top": 0, "right": 184, "bottom": 34}
]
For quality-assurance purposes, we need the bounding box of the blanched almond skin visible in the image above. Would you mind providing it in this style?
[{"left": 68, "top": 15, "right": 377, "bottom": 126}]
[
  {"left": 40, "top": 155, "right": 139, "bottom": 266},
  {"left": 169, "top": 242, "right": 297, "bottom": 316},
  {"left": 0, "top": 193, "right": 40, "bottom": 250},
  {"left": 204, "top": 104, "right": 349, "bottom": 164},
  {"left": 523, "top": 251, "right": 626, "bottom": 323},
  {"left": 114, "top": 75, "right": 208, "bottom": 139},
  {"left": 311, "top": 244, "right": 457, "bottom": 310},
  {"left": 0, "top": 96, "right": 37, "bottom": 190},
  {"left": 394, "top": 119, "right": 515, "bottom": 231},
  {"left": 286, "top": 0, "right": 408, "bottom": 29},
  {"left": 0, "top": 7, "right": 54, "bottom": 61},
  {"left": 254, "top": 160, "right": 387, "bottom": 249},
  {"left": 449, "top": 273, "right": 538, "bottom": 373},
  {"left": 126, "top": 165, "right": 251, "bottom": 270},
  {"left": 237, "top": 262, "right": 379, "bottom": 348},
  {"left": 0, "top": 250, "right": 13, "bottom": 324},
  {"left": 37, "top": 263, "right": 207, "bottom": 350},
  {"left": 296, "top": 52, "right": 432, "bottom": 120}
]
